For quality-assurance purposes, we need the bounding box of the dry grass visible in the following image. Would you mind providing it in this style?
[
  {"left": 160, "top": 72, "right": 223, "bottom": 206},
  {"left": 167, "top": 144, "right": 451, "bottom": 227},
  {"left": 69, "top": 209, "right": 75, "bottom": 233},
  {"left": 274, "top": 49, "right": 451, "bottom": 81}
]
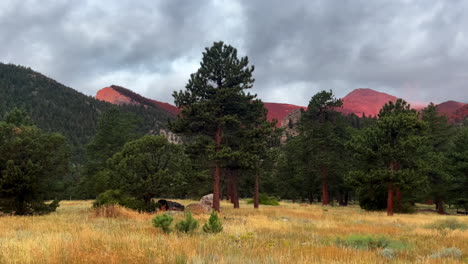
[{"left": 0, "top": 200, "right": 467, "bottom": 263}]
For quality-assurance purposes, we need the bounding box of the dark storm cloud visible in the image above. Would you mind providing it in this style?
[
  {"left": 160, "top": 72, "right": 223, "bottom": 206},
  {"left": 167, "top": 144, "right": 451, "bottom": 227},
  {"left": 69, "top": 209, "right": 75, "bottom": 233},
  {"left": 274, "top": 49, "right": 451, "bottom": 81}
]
[{"left": 0, "top": 0, "right": 467, "bottom": 105}]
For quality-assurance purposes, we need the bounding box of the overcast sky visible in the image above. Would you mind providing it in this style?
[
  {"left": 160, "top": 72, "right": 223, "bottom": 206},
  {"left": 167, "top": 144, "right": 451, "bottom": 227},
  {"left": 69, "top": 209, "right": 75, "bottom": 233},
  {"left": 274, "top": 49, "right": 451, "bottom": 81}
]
[{"left": 1, "top": 0, "right": 467, "bottom": 106}]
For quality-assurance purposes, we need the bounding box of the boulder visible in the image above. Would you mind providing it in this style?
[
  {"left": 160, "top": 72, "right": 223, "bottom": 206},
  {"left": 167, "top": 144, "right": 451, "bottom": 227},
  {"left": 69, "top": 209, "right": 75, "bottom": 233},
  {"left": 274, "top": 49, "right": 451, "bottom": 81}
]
[
  {"left": 200, "top": 194, "right": 213, "bottom": 209},
  {"left": 157, "top": 199, "right": 184, "bottom": 211}
]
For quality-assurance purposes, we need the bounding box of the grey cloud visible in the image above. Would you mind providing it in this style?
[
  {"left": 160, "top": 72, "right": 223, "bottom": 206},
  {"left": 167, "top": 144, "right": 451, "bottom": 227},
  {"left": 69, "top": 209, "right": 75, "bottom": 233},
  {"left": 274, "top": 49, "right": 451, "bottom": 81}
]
[{"left": 0, "top": 0, "right": 467, "bottom": 106}]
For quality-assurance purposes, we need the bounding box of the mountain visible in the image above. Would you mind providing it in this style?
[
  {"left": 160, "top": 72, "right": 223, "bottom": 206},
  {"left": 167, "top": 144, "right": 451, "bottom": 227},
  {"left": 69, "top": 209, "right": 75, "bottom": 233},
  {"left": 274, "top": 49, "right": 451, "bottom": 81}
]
[
  {"left": 97, "top": 85, "right": 180, "bottom": 116},
  {"left": 341, "top": 88, "right": 398, "bottom": 117},
  {"left": 0, "top": 63, "right": 174, "bottom": 162},
  {"left": 96, "top": 86, "right": 467, "bottom": 127},
  {"left": 263, "top": 103, "right": 306, "bottom": 127},
  {"left": 96, "top": 86, "right": 306, "bottom": 127}
]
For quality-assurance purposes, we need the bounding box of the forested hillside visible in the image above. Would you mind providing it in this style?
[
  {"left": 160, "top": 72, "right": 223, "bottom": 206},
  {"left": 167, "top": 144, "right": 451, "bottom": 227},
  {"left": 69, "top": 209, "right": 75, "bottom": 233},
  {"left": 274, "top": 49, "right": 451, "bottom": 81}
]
[{"left": 0, "top": 63, "right": 174, "bottom": 162}]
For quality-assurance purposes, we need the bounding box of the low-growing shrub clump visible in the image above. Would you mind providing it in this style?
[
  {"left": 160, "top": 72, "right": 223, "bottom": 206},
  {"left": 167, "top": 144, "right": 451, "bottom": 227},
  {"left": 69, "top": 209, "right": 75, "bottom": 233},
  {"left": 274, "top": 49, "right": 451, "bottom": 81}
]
[
  {"left": 175, "top": 211, "right": 198, "bottom": 233},
  {"left": 336, "top": 235, "right": 407, "bottom": 250},
  {"left": 430, "top": 247, "right": 462, "bottom": 259},
  {"left": 379, "top": 248, "right": 396, "bottom": 259},
  {"left": 247, "top": 194, "right": 280, "bottom": 206},
  {"left": 93, "top": 189, "right": 158, "bottom": 212},
  {"left": 426, "top": 218, "right": 467, "bottom": 231},
  {"left": 152, "top": 213, "right": 174, "bottom": 233},
  {"left": 203, "top": 211, "right": 223, "bottom": 233}
]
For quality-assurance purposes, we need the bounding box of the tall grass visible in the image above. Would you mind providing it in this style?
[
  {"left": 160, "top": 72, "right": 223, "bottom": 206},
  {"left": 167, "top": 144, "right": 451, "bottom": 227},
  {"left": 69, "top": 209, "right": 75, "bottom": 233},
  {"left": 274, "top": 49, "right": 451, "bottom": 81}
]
[{"left": 0, "top": 200, "right": 467, "bottom": 263}]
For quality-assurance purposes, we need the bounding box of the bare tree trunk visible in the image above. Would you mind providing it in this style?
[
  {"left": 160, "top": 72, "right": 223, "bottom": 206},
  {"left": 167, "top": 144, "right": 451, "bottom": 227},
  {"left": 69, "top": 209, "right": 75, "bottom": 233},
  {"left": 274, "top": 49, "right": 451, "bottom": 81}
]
[
  {"left": 344, "top": 192, "right": 349, "bottom": 206},
  {"left": 213, "top": 127, "right": 222, "bottom": 212},
  {"left": 387, "top": 183, "right": 394, "bottom": 216},
  {"left": 254, "top": 172, "right": 259, "bottom": 209},
  {"left": 436, "top": 198, "right": 445, "bottom": 214},
  {"left": 232, "top": 170, "right": 239, "bottom": 208},
  {"left": 309, "top": 192, "right": 314, "bottom": 204},
  {"left": 321, "top": 166, "right": 329, "bottom": 205},
  {"left": 395, "top": 187, "right": 402, "bottom": 212}
]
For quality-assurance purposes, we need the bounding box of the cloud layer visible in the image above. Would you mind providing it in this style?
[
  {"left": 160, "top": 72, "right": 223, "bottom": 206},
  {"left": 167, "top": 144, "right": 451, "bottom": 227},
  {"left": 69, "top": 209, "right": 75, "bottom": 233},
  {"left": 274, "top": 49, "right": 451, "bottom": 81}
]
[{"left": 1, "top": 0, "right": 467, "bottom": 106}]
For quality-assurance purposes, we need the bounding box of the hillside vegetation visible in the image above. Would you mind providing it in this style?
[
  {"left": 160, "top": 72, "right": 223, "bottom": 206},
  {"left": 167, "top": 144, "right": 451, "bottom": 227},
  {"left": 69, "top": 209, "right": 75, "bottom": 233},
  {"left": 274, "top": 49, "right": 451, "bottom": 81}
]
[{"left": 0, "top": 63, "right": 174, "bottom": 162}]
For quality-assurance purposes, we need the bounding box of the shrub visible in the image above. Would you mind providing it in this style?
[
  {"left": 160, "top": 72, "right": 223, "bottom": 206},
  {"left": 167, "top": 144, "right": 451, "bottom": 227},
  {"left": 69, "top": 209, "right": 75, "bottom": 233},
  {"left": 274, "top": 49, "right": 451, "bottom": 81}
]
[
  {"left": 175, "top": 211, "right": 199, "bottom": 233},
  {"left": 152, "top": 213, "right": 173, "bottom": 233},
  {"left": 430, "top": 247, "right": 462, "bottom": 259},
  {"left": 203, "top": 211, "right": 223, "bottom": 233},
  {"left": 93, "top": 190, "right": 131, "bottom": 207},
  {"left": 93, "top": 190, "right": 158, "bottom": 212},
  {"left": 247, "top": 194, "right": 280, "bottom": 206},
  {"left": 426, "top": 218, "right": 467, "bottom": 231},
  {"left": 336, "top": 235, "right": 407, "bottom": 250},
  {"left": 380, "top": 248, "right": 396, "bottom": 259}
]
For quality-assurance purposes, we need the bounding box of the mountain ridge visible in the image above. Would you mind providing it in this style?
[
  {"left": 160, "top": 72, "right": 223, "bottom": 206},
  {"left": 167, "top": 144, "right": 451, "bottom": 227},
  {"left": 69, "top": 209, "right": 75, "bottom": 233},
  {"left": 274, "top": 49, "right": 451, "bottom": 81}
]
[{"left": 95, "top": 86, "right": 467, "bottom": 125}]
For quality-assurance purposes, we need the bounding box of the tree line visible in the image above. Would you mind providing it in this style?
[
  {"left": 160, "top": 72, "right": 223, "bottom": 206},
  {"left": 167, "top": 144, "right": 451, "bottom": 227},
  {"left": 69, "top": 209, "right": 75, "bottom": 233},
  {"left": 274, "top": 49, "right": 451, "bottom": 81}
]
[{"left": 0, "top": 42, "right": 466, "bottom": 215}]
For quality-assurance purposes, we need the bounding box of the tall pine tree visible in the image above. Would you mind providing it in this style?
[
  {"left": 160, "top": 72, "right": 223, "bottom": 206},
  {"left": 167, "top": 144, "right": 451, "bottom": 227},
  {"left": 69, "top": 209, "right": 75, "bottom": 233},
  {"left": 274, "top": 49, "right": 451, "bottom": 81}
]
[
  {"left": 347, "top": 99, "right": 428, "bottom": 215},
  {"left": 171, "top": 41, "right": 256, "bottom": 211}
]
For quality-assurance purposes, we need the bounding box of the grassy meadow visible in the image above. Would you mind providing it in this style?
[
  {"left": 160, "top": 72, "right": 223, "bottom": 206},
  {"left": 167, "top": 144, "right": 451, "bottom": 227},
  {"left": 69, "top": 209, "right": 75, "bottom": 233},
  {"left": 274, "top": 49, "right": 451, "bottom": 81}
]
[{"left": 0, "top": 200, "right": 467, "bottom": 263}]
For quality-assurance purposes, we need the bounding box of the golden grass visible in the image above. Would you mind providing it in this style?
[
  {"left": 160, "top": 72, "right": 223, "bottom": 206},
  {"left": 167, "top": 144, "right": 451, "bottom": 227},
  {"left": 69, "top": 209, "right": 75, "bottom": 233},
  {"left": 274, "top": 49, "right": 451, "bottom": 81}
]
[{"left": 0, "top": 200, "right": 467, "bottom": 263}]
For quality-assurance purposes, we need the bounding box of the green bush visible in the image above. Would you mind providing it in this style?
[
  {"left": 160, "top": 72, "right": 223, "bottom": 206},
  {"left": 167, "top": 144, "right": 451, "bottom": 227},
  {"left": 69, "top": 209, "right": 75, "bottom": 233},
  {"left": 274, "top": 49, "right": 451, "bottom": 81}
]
[
  {"left": 175, "top": 211, "right": 198, "bottom": 233},
  {"left": 93, "top": 190, "right": 130, "bottom": 207},
  {"left": 93, "top": 190, "right": 158, "bottom": 212},
  {"left": 152, "top": 214, "right": 173, "bottom": 233},
  {"left": 426, "top": 218, "right": 467, "bottom": 231},
  {"left": 203, "top": 211, "right": 223, "bottom": 233},
  {"left": 247, "top": 194, "right": 280, "bottom": 206},
  {"left": 336, "top": 235, "right": 407, "bottom": 250}
]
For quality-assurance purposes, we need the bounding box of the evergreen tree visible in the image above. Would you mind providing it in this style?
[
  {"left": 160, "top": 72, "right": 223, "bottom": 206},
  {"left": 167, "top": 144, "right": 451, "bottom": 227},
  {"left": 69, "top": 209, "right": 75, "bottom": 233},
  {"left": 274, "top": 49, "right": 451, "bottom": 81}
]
[
  {"left": 82, "top": 107, "right": 138, "bottom": 197},
  {"left": 447, "top": 127, "right": 468, "bottom": 212},
  {"left": 171, "top": 41, "right": 256, "bottom": 212},
  {"left": 347, "top": 99, "right": 428, "bottom": 215},
  {"left": 421, "top": 103, "right": 453, "bottom": 214},
  {"left": 107, "top": 135, "right": 191, "bottom": 204},
  {"left": 299, "top": 90, "right": 343, "bottom": 205},
  {"left": 0, "top": 110, "right": 70, "bottom": 215}
]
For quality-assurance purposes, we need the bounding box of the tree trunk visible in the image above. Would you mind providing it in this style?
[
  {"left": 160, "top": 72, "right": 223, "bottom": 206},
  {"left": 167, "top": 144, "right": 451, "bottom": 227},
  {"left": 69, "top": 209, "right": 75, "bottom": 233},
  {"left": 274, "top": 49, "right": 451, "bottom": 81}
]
[
  {"left": 436, "top": 198, "right": 445, "bottom": 214},
  {"left": 395, "top": 187, "right": 402, "bottom": 212},
  {"left": 387, "top": 183, "right": 394, "bottom": 216},
  {"left": 309, "top": 192, "right": 314, "bottom": 204},
  {"left": 213, "top": 127, "right": 222, "bottom": 212},
  {"left": 254, "top": 172, "right": 259, "bottom": 209},
  {"left": 321, "top": 166, "right": 328, "bottom": 205},
  {"left": 344, "top": 192, "right": 349, "bottom": 206},
  {"left": 226, "top": 170, "right": 234, "bottom": 203},
  {"left": 232, "top": 170, "right": 239, "bottom": 208}
]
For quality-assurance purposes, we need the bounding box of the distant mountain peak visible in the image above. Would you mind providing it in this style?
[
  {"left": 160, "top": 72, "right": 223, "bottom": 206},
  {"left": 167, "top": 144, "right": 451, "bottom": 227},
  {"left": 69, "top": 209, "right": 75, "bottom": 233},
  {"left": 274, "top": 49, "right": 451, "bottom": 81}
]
[{"left": 96, "top": 85, "right": 180, "bottom": 116}]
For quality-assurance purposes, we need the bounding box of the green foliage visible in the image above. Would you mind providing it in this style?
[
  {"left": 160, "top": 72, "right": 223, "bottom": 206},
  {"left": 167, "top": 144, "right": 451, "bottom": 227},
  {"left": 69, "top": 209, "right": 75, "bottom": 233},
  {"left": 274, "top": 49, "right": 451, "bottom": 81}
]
[
  {"left": 82, "top": 107, "right": 139, "bottom": 197},
  {"left": 175, "top": 211, "right": 199, "bottom": 233},
  {"left": 5, "top": 107, "right": 33, "bottom": 126},
  {"left": 447, "top": 127, "right": 468, "bottom": 211},
  {"left": 0, "top": 63, "right": 174, "bottom": 164},
  {"left": 107, "top": 135, "right": 191, "bottom": 204},
  {"left": 425, "top": 218, "right": 467, "bottom": 231},
  {"left": 171, "top": 41, "right": 274, "bottom": 209},
  {"left": 203, "top": 211, "right": 223, "bottom": 233},
  {"left": 0, "top": 112, "right": 70, "bottom": 215},
  {"left": 346, "top": 99, "right": 429, "bottom": 214},
  {"left": 247, "top": 193, "right": 279, "bottom": 206},
  {"left": 336, "top": 234, "right": 407, "bottom": 250},
  {"left": 93, "top": 190, "right": 158, "bottom": 212},
  {"left": 152, "top": 213, "right": 174, "bottom": 233},
  {"left": 93, "top": 189, "right": 132, "bottom": 207}
]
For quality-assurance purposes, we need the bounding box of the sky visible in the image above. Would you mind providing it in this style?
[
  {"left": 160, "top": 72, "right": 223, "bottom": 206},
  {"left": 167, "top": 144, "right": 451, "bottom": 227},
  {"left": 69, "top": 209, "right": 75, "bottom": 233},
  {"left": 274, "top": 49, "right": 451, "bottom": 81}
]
[{"left": 1, "top": 0, "right": 467, "bottom": 106}]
